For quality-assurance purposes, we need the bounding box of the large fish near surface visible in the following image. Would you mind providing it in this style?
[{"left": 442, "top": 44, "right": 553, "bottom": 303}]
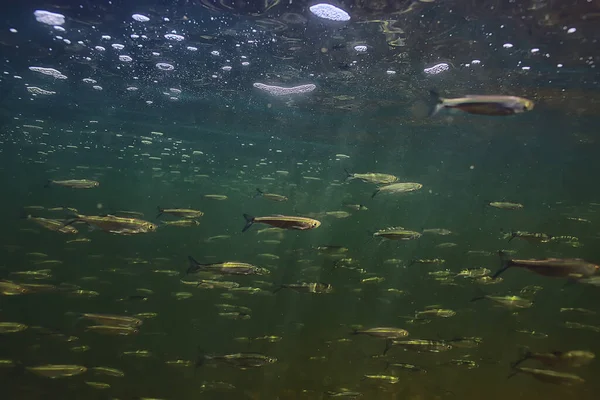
[
  {"left": 372, "top": 182, "right": 422, "bottom": 198},
  {"left": 242, "top": 214, "right": 320, "bottom": 232},
  {"left": 64, "top": 214, "right": 157, "bottom": 235},
  {"left": 429, "top": 91, "right": 534, "bottom": 116},
  {"left": 493, "top": 251, "right": 599, "bottom": 279},
  {"left": 45, "top": 179, "right": 99, "bottom": 189}
]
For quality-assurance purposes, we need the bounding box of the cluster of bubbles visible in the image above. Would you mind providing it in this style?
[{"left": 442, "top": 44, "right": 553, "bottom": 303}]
[
  {"left": 28, "top": 67, "right": 67, "bottom": 80},
  {"left": 309, "top": 4, "right": 351, "bottom": 22},
  {"left": 33, "top": 10, "right": 65, "bottom": 26},
  {"left": 26, "top": 87, "right": 56, "bottom": 95},
  {"left": 253, "top": 83, "right": 317, "bottom": 96},
  {"left": 423, "top": 63, "right": 450, "bottom": 75}
]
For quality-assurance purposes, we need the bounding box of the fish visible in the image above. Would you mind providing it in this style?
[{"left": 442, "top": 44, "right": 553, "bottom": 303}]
[
  {"left": 85, "top": 325, "right": 139, "bottom": 335},
  {"left": 165, "top": 359, "right": 194, "bottom": 367},
  {"left": 122, "top": 350, "right": 153, "bottom": 358},
  {"left": 386, "top": 339, "right": 452, "bottom": 354},
  {"left": 507, "top": 231, "right": 552, "bottom": 243},
  {"left": 372, "top": 182, "right": 422, "bottom": 198},
  {"left": 160, "top": 219, "right": 200, "bottom": 227},
  {"left": 422, "top": 228, "right": 453, "bottom": 235},
  {"left": 85, "top": 381, "right": 111, "bottom": 389},
  {"left": 409, "top": 258, "right": 445, "bottom": 266},
  {"left": 114, "top": 210, "right": 145, "bottom": 218},
  {"left": 362, "top": 375, "right": 399, "bottom": 384},
  {"left": 471, "top": 295, "right": 533, "bottom": 309},
  {"left": 274, "top": 282, "right": 333, "bottom": 294},
  {"left": 0, "top": 280, "right": 28, "bottom": 295},
  {"left": 254, "top": 188, "right": 288, "bottom": 202},
  {"left": 218, "top": 311, "right": 251, "bottom": 320},
  {"left": 344, "top": 204, "right": 368, "bottom": 211},
  {"left": 45, "top": 179, "right": 99, "bottom": 189},
  {"left": 386, "top": 362, "right": 427, "bottom": 373},
  {"left": 493, "top": 251, "right": 599, "bottom": 279},
  {"left": 173, "top": 292, "right": 193, "bottom": 300},
  {"left": 414, "top": 308, "right": 456, "bottom": 318},
  {"left": 79, "top": 313, "right": 143, "bottom": 327},
  {"left": 242, "top": 214, "right": 320, "bottom": 232},
  {"left": 361, "top": 276, "right": 385, "bottom": 284},
  {"left": 515, "top": 329, "right": 549, "bottom": 339},
  {"left": 456, "top": 268, "right": 491, "bottom": 278},
  {"left": 25, "top": 216, "right": 78, "bottom": 234},
  {"left": 204, "top": 194, "right": 228, "bottom": 200},
  {"left": 564, "top": 321, "right": 600, "bottom": 333},
  {"left": 65, "top": 214, "right": 157, "bottom": 235},
  {"left": 156, "top": 207, "right": 203, "bottom": 219},
  {"left": 70, "top": 345, "right": 91, "bottom": 353},
  {"left": 508, "top": 367, "right": 585, "bottom": 385},
  {"left": 488, "top": 201, "right": 524, "bottom": 210},
  {"left": 0, "top": 322, "right": 28, "bottom": 333},
  {"left": 446, "top": 337, "right": 483, "bottom": 348},
  {"left": 26, "top": 364, "right": 88, "bottom": 378},
  {"left": 344, "top": 170, "right": 398, "bottom": 185},
  {"left": 326, "top": 389, "right": 363, "bottom": 398},
  {"left": 512, "top": 348, "right": 595, "bottom": 368},
  {"left": 318, "top": 211, "right": 352, "bottom": 219},
  {"left": 560, "top": 307, "right": 596, "bottom": 315},
  {"left": 443, "top": 359, "right": 479, "bottom": 369},
  {"left": 188, "top": 256, "right": 270, "bottom": 276},
  {"left": 197, "top": 352, "right": 277, "bottom": 369},
  {"left": 374, "top": 227, "right": 422, "bottom": 241},
  {"left": 576, "top": 276, "right": 600, "bottom": 287},
  {"left": 351, "top": 327, "right": 409, "bottom": 339},
  {"left": 430, "top": 91, "right": 534, "bottom": 116}
]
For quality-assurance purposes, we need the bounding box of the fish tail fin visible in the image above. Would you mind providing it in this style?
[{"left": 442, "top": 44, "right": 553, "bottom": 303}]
[
  {"left": 44, "top": 180, "right": 52, "bottom": 188},
  {"left": 492, "top": 251, "right": 512, "bottom": 278},
  {"left": 187, "top": 256, "right": 200, "bottom": 274},
  {"left": 507, "top": 368, "right": 520, "bottom": 380},
  {"left": 384, "top": 361, "right": 391, "bottom": 371},
  {"left": 408, "top": 259, "right": 416, "bottom": 267},
  {"left": 343, "top": 169, "right": 353, "bottom": 181},
  {"left": 9, "top": 361, "right": 26, "bottom": 378},
  {"left": 242, "top": 213, "right": 255, "bottom": 232},
  {"left": 195, "top": 347, "right": 206, "bottom": 368},
  {"left": 371, "top": 189, "right": 380, "bottom": 199},
  {"left": 156, "top": 206, "right": 164, "bottom": 218},
  {"left": 383, "top": 339, "right": 393, "bottom": 355},
  {"left": 428, "top": 90, "right": 444, "bottom": 117},
  {"left": 507, "top": 231, "right": 517, "bottom": 242},
  {"left": 511, "top": 347, "right": 531, "bottom": 368},
  {"left": 272, "top": 285, "right": 285, "bottom": 294},
  {"left": 254, "top": 188, "right": 263, "bottom": 198},
  {"left": 63, "top": 218, "right": 80, "bottom": 227}
]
